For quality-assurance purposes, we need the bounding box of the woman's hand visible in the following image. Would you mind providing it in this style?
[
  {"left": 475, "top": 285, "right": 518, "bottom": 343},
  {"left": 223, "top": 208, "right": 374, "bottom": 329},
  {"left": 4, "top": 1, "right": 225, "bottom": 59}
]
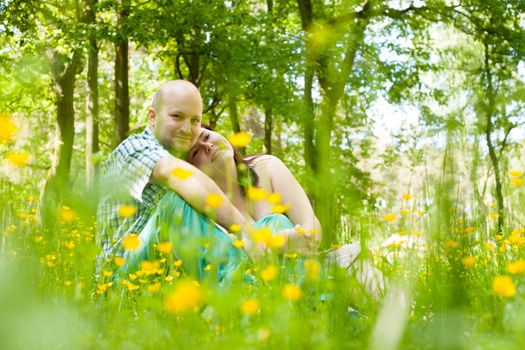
[{"left": 276, "top": 225, "right": 320, "bottom": 255}]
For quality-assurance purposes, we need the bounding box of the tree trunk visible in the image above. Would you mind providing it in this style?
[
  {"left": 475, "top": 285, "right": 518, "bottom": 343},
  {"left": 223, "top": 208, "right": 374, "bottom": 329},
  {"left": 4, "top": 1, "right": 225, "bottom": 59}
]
[
  {"left": 484, "top": 43, "right": 504, "bottom": 234},
  {"left": 114, "top": 0, "right": 130, "bottom": 146},
  {"left": 86, "top": 0, "right": 99, "bottom": 187},
  {"left": 42, "top": 50, "right": 82, "bottom": 215},
  {"left": 264, "top": 104, "right": 272, "bottom": 154}
]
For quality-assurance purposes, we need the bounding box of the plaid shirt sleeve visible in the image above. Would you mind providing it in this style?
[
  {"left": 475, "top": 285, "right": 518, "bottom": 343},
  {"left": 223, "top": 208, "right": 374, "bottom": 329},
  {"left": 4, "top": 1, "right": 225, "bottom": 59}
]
[{"left": 97, "top": 127, "right": 171, "bottom": 259}]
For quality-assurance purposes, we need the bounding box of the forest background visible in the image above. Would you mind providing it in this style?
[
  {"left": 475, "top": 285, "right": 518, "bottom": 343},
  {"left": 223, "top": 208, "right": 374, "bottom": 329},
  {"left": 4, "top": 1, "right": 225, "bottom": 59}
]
[{"left": 1, "top": 0, "right": 525, "bottom": 349}]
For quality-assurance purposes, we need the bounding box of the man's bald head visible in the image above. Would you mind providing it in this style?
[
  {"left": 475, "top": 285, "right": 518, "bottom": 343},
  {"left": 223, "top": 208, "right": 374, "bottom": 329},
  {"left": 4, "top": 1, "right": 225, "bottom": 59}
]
[
  {"left": 151, "top": 80, "right": 201, "bottom": 111},
  {"left": 148, "top": 80, "right": 203, "bottom": 155}
]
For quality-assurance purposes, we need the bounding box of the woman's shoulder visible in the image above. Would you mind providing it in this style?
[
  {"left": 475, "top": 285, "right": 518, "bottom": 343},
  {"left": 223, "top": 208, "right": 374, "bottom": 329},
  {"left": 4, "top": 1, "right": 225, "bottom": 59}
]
[{"left": 245, "top": 154, "right": 281, "bottom": 168}]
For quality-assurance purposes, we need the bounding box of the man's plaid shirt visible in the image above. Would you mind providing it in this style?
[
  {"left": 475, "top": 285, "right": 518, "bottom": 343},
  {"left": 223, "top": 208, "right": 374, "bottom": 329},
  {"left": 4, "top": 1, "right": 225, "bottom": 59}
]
[{"left": 97, "top": 126, "right": 171, "bottom": 258}]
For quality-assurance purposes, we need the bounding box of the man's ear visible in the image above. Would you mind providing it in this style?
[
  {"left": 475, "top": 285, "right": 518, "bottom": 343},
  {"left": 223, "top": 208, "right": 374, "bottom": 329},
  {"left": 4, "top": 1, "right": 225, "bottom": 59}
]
[{"left": 148, "top": 108, "right": 156, "bottom": 129}]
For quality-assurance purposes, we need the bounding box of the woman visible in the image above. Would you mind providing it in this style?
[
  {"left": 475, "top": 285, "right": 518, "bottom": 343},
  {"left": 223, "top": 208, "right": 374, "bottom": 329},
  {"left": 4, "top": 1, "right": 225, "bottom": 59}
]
[{"left": 186, "top": 128, "right": 322, "bottom": 254}]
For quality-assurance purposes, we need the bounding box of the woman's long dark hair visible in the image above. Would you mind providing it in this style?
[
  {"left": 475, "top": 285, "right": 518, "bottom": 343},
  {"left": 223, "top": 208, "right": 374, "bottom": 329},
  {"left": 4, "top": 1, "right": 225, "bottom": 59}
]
[{"left": 201, "top": 124, "right": 260, "bottom": 197}]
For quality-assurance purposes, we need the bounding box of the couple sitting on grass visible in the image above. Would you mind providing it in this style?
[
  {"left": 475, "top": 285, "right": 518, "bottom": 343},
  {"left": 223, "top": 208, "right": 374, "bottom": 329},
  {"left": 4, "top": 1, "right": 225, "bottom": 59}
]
[{"left": 97, "top": 80, "right": 380, "bottom": 293}]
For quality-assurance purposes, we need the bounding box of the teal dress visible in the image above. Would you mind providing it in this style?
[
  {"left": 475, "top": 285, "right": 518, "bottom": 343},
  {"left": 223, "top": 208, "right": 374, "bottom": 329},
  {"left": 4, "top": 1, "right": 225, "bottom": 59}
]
[{"left": 125, "top": 191, "right": 294, "bottom": 283}]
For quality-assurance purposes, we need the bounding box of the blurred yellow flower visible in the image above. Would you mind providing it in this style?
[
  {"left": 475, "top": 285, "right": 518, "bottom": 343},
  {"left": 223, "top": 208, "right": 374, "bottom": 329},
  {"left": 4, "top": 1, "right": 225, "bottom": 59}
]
[
  {"left": 260, "top": 265, "right": 278, "bottom": 282},
  {"left": 141, "top": 260, "right": 161, "bottom": 275},
  {"left": 58, "top": 206, "right": 76, "bottom": 223},
  {"left": 509, "top": 235, "right": 525, "bottom": 245},
  {"left": 402, "top": 194, "right": 413, "bottom": 200},
  {"left": 492, "top": 276, "right": 516, "bottom": 297},
  {"left": 383, "top": 213, "right": 396, "bottom": 222},
  {"left": 509, "top": 170, "right": 523, "bottom": 177},
  {"left": 96, "top": 283, "right": 109, "bottom": 295},
  {"left": 228, "top": 131, "right": 251, "bottom": 148},
  {"left": 508, "top": 260, "right": 525, "bottom": 275},
  {"left": 282, "top": 284, "right": 302, "bottom": 301},
  {"left": 400, "top": 209, "right": 411, "bottom": 215},
  {"left": 147, "top": 282, "right": 161, "bottom": 293},
  {"left": 102, "top": 270, "right": 113, "bottom": 278},
  {"left": 461, "top": 256, "right": 476, "bottom": 269},
  {"left": 171, "top": 167, "right": 193, "bottom": 180},
  {"left": 268, "top": 234, "right": 286, "bottom": 249},
  {"left": 114, "top": 256, "right": 125, "bottom": 267},
  {"left": 233, "top": 239, "right": 244, "bottom": 248},
  {"left": 204, "top": 264, "right": 212, "bottom": 271},
  {"left": 485, "top": 241, "right": 495, "bottom": 252},
  {"left": 6, "top": 152, "right": 30, "bottom": 167},
  {"left": 118, "top": 205, "right": 137, "bottom": 218},
  {"left": 155, "top": 241, "right": 173, "bottom": 254},
  {"left": 446, "top": 240, "right": 459, "bottom": 248},
  {"left": 0, "top": 115, "right": 18, "bottom": 144},
  {"left": 267, "top": 193, "right": 282, "bottom": 205},
  {"left": 164, "top": 280, "right": 203, "bottom": 314},
  {"left": 248, "top": 187, "right": 267, "bottom": 201},
  {"left": 511, "top": 228, "right": 525, "bottom": 236},
  {"left": 511, "top": 178, "right": 524, "bottom": 186},
  {"left": 488, "top": 212, "right": 499, "bottom": 220},
  {"left": 123, "top": 280, "right": 140, "bottom": 291},
  {"left": 416, "top": 210, "right": 425, "bottom": 216},
  {"left": 122, "top": 234, "right": 141, "bottom": 251},
  {"left": 240, "top": 299, "right": 260, "bottom": 315},
  {"left": 229, "top": 224, "right": 241, "bottom": 233},
  {"left": 174, "top": 259, "right": 183, "bottom": 267},
  {"left": 304, "top": 259, "right": 321, "bottom": 281},
  {"left": 272, "top": 203, "right": 290, "bottom": 214},
  {"left": 251, "top": 227, "right": 272, "bottom": 244},
  {"left": 464, "top": 227, "right": 476, "bottom": 234},
  {"left": 205, "top": 193, "right": 223, "bottom": 209}
]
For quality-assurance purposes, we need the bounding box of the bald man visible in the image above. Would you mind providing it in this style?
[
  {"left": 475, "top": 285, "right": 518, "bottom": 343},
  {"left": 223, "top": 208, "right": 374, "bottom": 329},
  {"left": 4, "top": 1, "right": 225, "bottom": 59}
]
[{"left": 97, "top": 80, "right": 257, "bottom": 281}]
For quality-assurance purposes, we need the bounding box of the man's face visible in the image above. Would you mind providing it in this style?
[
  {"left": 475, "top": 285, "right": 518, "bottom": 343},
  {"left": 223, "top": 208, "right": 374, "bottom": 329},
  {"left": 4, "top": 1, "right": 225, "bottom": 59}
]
[{"left": 149, "top": 86, "right": 202, "bottom": 155}]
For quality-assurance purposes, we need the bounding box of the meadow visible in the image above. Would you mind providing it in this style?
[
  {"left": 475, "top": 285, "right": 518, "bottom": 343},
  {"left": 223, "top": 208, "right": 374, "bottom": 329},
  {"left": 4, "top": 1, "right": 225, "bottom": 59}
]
[{"left": 2, "top": 114, "right": 525, "bottom": 349}]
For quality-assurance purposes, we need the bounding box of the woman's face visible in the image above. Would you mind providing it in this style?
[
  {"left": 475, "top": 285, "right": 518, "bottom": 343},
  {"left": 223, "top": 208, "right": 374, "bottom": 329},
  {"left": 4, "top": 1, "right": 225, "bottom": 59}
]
[{"left": 187, "top": 129, "right": 235, "bottom": 176}]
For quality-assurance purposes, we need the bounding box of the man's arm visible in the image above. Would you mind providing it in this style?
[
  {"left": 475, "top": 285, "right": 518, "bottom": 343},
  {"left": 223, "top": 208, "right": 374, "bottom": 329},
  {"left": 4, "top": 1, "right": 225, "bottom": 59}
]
[{"left": 152, "top": 156, "right": 264, "bottom": 261}]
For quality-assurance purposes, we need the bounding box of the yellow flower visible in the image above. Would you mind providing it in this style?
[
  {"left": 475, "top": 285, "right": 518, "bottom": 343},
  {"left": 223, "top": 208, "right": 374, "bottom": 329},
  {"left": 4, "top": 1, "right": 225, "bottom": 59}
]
[
  {"left": 114, "top": 256, "right": 125, "bottom": 267},
  {"left": 492, "top": 276, "right": 516, "bottom": 297},
  {"left": 140, "top": 260, "right": 161, "bottom": 275},
  {"left": 174, "top": 259, "right": 183, "bottom": 267},
  {"left": 260, "top": 265, "right": 278, "bottom": 282},
  {"left": 118, "top": 205, "right": 137, "bottom": 218},
  {"left": 461, "top": 256, "right": 476, "bottom": 269},
  {"left": 102, "top": 270, "right": 113, "bottom": 278},
  {"left": 511, "top": 228, "right": 525, "bottom": 236},
  {"left": 383, "top": 213, "right": 396, "bottom": 222},
  {"left": 0, "top": 115, "right": 18, "bottom": 144},
  {"left": 122, "top": 234, "right": 141, "bottom": 251},
  {"left": 171, "top": 167, "right": 193, "bottom": 180},
  {"left": 400, "top": 209, "right": 411, "bottom": 215},
  {"left": 282, "top": 284, "right": 302, "bottom": 301},
  {"left": 96, "top": 283, "right": 109, "bottom": 295},
  {"left": 416, "top": 210, "right": 425, "bottom": 216},
  {"left": 233, "top": 239, "right": 244, "bottom": 248},
  {"left": 123, "top": 280, "right": 140, "bottom": 291},
  {"left": 204, "top": 264, "right": 212, "bottom": 271},
  {"left": 227, "top": 131, "right": 251, "bottom": 148},
  {"left": 267, "top": 193, "right": 282, "bottom": 205},
  {"left": 229, "top": 224, "right": 241, "bottom": 233},
  {"left": 509, "top": 170, "right": 523, "bottom": 177},
  {"left": 403, "top": 194, "right": 413, "bottom": 200},
  {"left": 304, "top": 259, "right": 321, "bottom": 281},
  {"left": 445, "top": 240, "right": 459, "bottom": 248},
  {"left": 6, "top": 152, "right": 30, "bottom": 167},
  {"left": 485, "top": 242, "right": 495, "bottom": 252},
  {"left": 268, "top": 234, "right": 286, "bottom": 249},
  {"left": 58, "top": 206, "right": 76, "bottom": 223},
  {"left": 164, "top": 280, "right": 203, "bottom": 314},
  {"left": 272, "top": 203, "right": 290, "bottom": 214},
  {"left": 464, "top": 227, "right": 476, "bottom": 234},
  {"left": 508, "top": 260, "right": 525, "bottom": 275},
  {"left": 509, "top": 235, "right": 525, "bottom": 245},
  {"left": 511, "top": 178, "right": 524, "bottom": 187},
  {"left": 147, "top": 282, "right": 161, "bottom": 293},
  {"left": 240, "top": 299, "right": 260, "bottom": 315},
  {"left": 488, "top": 212, "right": 499, "bottom": 220},
  {"left": 251, "top": 226, "right": 272, "bottom": 244},
  {"left": 205, "top": 193, "right": 223, "bottom": 209},
  {"left": 248, "top": 187, "right": 267, "bottom": 201},
  {"left": 155, "top": 241, "right": 173, "bottom": 255}
]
